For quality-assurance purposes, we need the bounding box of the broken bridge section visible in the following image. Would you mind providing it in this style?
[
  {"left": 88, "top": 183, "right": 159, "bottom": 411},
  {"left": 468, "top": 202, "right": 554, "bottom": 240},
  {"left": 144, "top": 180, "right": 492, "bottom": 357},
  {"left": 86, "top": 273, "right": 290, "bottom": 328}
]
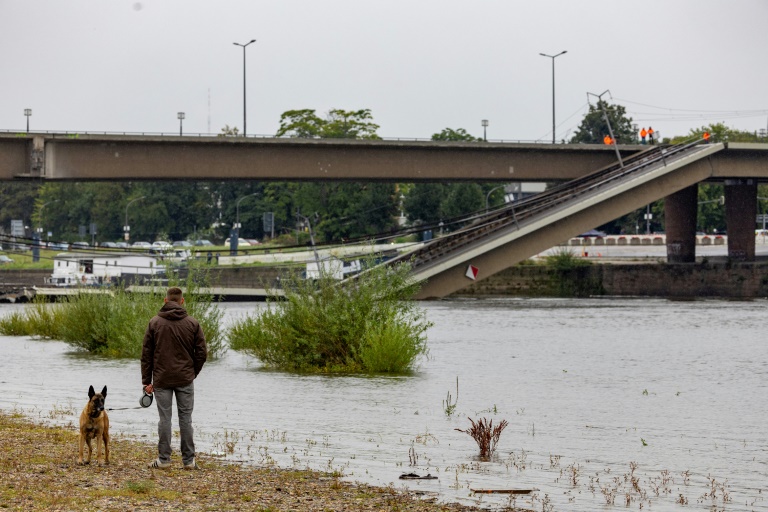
[{"left": 388, "top": 140, "right": 725, "bottom": 299}]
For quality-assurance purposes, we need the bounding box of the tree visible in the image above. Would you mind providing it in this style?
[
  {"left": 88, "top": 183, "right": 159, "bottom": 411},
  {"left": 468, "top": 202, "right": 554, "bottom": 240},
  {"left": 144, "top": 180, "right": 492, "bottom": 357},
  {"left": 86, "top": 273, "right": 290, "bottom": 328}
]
[
  {"left": 570, "top": 101, "right": 637, "bottom": 144},
  {"left": 403, "top": 128, "right": 495, "bottom": 228},
  {"left": 276, "top": 109, "right": 380, "bottom": 140},
  {"left": 272, "top": 108, "right": 396, "bottom": 241},
  {"left": 431, "top": 128, "right": 482, "bottom": 142}
]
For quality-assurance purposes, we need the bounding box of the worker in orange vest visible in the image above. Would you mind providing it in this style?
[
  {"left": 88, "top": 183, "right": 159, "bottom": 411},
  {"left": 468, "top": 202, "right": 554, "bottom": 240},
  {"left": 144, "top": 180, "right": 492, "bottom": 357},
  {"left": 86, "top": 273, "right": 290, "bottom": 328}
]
[
  {"left": 648, "top": 126, "right": 655, "bottom": 145},
  {"left": 603, "top": 134, "right": 613, "bottom": 145},
  {"left": 640, "top": 127, "right": 648, "bottom": 144},
  {"left": 703, "top": 131, "right": 711, "bottom": 143}
]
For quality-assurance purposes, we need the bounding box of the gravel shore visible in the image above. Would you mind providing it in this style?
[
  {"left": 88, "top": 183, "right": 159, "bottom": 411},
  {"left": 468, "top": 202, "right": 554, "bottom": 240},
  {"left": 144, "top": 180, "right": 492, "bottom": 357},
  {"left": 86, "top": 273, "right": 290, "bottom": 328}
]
[{"left": 0, "top": 411, "right": 499, "bottom": 511}]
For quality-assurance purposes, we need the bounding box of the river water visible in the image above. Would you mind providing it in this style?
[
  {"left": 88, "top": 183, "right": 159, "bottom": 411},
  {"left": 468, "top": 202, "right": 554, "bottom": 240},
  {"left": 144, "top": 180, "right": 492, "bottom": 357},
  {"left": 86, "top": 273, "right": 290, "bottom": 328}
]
[{"left": 1, "top": 298, "right": 766, "bottom": 511}]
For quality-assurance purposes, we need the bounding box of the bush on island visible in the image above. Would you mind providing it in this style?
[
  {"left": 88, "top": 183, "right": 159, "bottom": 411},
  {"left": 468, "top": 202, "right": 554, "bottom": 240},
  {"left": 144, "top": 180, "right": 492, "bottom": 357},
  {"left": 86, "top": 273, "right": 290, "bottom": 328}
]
[{"left": 228, "top": 258, "right": 431, "bottom": 373}]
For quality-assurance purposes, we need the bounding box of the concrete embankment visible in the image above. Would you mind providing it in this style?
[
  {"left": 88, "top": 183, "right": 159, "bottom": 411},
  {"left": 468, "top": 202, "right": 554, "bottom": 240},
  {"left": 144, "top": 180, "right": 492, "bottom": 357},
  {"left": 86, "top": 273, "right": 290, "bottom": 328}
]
[
  {"left": 458, "top": 261, "right": 768, "bottom": 298},
  {"left": 5, "top": 261, "right": 768, "bottom": 299}
]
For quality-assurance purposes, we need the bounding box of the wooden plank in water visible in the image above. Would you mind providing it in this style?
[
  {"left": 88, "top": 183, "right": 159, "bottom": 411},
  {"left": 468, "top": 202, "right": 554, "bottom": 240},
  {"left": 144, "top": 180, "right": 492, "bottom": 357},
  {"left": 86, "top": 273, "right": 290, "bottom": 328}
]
[{"left": 470, "top": 488, "right": 535, "bottom": 494}]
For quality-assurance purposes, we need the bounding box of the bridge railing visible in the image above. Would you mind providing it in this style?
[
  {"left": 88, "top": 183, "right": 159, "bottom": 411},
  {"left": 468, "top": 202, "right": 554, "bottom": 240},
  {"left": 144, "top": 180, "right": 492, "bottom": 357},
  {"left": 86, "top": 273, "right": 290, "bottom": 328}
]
[
  {"left": 391, "top": 137, "right": 712, "bottom": 272},
  {"left": 0, "top": 129, "right": 608, "bottom": 145}
]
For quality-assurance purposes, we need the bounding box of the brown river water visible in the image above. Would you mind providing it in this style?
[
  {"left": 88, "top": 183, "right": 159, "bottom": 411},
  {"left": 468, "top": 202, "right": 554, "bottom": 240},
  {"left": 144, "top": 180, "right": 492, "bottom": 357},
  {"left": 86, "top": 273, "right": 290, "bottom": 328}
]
[{"left": 1, "top": 298, "right": 766, "bottom": 511}]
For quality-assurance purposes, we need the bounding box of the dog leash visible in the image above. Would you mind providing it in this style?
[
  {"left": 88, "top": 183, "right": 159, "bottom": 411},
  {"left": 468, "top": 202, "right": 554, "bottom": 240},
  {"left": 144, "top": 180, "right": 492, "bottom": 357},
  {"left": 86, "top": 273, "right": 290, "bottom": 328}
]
[{"left": 108, "top": 391, "right": 154, "bottom": 411}]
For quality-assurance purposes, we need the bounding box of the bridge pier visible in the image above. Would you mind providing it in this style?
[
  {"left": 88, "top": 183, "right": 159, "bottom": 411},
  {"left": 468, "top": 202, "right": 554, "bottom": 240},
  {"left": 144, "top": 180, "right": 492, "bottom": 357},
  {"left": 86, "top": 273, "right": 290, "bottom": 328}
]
[
  {"left": 665, "top": 185, "right": 698, "bottom": 263},
  {"left": 724, "top": 179, "right": 757, "bottom": 261}
]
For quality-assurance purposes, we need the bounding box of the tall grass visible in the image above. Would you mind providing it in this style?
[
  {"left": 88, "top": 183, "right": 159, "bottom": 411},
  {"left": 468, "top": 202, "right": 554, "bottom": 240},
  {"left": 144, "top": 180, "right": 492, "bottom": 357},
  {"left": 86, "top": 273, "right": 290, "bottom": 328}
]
[
  {"left": 229, "top": 257, "right": 431, "bottom": 373},
  {"left": 0, "top": 265, "right": 224, "bottom": 359}
]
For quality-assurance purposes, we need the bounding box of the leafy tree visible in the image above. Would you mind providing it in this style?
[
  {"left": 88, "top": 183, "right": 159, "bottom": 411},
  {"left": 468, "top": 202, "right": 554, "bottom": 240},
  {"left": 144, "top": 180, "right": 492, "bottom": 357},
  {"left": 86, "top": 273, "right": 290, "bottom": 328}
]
[
  {"left": 670, "top": 122, "right": 762, "bottom": 144},
  {"left": 218, "top": 125, "right": 240, "bottom": 137},
  {"left": 273, "top": 109, "right": 396, "bottom": 241},
  {"left": 440, "top": 183, "right": 485, "bottom": 220},
  {"left": 0, "top": 182, "right": 40, "bottom": 236},
  {"left": 431, "top": 127, "right": 482, "bottom": 142},
  {"left": 570, "top": 101, "right": 638, "bottom": 144},
  {"left": 276, "top": 109, "right": 380, "bottom": 140},
  {"left": 403, "top": 128, "right": 496, "bottom": 228},
  {"left": 403, "top": 183, "right": 447, "bottom": 226}
]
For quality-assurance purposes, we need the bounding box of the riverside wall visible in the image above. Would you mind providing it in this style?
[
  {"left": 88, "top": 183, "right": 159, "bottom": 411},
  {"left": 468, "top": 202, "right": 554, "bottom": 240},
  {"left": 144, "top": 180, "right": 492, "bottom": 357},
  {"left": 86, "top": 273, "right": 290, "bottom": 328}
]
[
  {"left": 458, "top": 262, "right": 768, "bottom": 298},
  {"left": 5, "top": 263, "right": 768, "bottom": 299}
]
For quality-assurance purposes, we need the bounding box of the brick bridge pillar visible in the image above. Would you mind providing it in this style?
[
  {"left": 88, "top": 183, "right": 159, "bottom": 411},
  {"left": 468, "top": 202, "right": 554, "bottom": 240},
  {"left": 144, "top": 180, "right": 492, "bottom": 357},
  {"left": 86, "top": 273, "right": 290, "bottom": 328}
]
[
  {"left": 665, "top": 185, "right": 698, "bottom": 263},
  {"left": 724, "top": 179, "right": 757, "bottom": 261}
]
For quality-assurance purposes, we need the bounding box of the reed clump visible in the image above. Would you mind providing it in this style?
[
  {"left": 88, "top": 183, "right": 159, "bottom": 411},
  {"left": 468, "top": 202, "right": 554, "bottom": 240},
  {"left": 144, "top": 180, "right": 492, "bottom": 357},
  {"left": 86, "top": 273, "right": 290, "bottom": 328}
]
[
  {"left": 455, "top": 417, "right": 509, "bottom": 459},
  {"left": 0, "top": 266, "right": 224, "bottom": 359},
  {"left": 229, "top": 257, "right": 430, "bottom": 373}
]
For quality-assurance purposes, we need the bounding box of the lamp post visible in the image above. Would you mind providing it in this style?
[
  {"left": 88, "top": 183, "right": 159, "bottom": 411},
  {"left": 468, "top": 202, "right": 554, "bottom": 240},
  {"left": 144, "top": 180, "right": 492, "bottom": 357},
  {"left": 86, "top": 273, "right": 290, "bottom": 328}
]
[
  {"left": 539, "top": 51, "right": 567, "bottom": 144},
  {"left": 177, "top": 112, "right": 185, "bottom": 136},
  {"left": 233, "top": 39, "right": 256, "bottom": 137},
  {"left": 24, "top": 109, "right": 32, "bottom": 133},
  {"left": 587, "top": 89, "right": 623, "bottom": 168},
  {"left": 485, "top": 185, "right": 507, "bottom": 213},
  {"left": 296, "top": 211, "right": 321, "bottom": 270},
  {"left": 481, "top": 119, "right": 489, "bottom": 141},
  {"left": 123, "top": 196, "right": 146, "bottom": 242},
  {"left": 232, "top": 192, "right": 259, "bottom": 253}
]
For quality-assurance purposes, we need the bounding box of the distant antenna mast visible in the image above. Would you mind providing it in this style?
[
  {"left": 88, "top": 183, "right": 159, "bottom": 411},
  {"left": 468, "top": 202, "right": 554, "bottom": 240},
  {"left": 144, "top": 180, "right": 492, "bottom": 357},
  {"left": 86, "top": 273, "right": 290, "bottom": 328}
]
[{"left": 207, "top": 88, "right": 211, "bottom": 134}]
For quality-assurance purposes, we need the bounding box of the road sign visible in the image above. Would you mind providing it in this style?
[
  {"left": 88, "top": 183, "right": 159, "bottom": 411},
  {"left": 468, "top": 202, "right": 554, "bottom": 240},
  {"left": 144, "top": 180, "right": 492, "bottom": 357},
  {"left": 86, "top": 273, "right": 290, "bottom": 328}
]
[{"left": 10, "top": 220, "right": 24, "bottom": 237}]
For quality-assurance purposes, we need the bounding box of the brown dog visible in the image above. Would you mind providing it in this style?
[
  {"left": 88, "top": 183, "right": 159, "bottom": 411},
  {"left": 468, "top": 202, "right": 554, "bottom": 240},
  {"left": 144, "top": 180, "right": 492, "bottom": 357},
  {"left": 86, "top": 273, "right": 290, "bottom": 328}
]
[{"left": 78, "top": 385, "right": 110, "bottom": 465}]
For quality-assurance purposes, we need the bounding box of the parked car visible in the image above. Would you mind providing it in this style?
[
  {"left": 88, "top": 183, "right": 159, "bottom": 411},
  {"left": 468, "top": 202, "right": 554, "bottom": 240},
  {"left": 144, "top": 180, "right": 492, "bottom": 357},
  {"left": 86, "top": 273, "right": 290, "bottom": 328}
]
[
  {"left": 115, "top": 242, "right": 131, "bottom": 249},
  {"left": 194, "top": 239, "right": 214, "bottom": 247},
  {"left": 0, "top": 255, "right": 14, "bottom": 264},
  {"left": 100, "top": 241, "right": 118, "bottom": 248},
  {"left": 49, "top": 242, "right": 70, "bottom": 251},
  {"left": 224, "top": 237, "right": 251, "bottom": 246},
  {"left": 245, "top": 239, "right": 261, "bottom": 245},
  {"left": 172, "top": 240, "right": 193, "bottom": 247},
  {"left": 72, "top": 241, "right": 90, "bottom": 250},
  {"left": 152, "top": 241, "right": 172, "bottom": 249},
  {"left": 131, "top": 241, "right": 152, "bottom": 249}
]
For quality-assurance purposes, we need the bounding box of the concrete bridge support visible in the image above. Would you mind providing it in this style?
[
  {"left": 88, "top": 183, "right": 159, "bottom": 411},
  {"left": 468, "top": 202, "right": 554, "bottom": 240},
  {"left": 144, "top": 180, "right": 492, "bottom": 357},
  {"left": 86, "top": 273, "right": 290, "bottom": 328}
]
[
  {"left": 665, "top": 185, "right": 699, "bottom": 263},
  {"left": 724, "top": 179, "right": 757, "bottom": 261}
]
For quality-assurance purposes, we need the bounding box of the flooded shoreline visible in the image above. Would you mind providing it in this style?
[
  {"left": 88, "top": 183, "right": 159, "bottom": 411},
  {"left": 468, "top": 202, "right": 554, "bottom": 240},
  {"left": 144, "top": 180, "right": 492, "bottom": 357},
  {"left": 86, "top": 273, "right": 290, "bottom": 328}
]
[{"left": 1, "top": 298, "right": 766, "bottom": 511}]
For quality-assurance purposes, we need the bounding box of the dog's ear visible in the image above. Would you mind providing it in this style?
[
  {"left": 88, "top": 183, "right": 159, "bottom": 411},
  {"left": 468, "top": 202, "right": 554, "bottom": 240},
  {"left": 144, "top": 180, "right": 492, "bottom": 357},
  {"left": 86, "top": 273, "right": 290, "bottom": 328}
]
[
  {"left": 88, "top": 385, "right": 95, "bottom": 399},
  {"left": 101, "top": 386, "right": 107, "bottom": 398}
]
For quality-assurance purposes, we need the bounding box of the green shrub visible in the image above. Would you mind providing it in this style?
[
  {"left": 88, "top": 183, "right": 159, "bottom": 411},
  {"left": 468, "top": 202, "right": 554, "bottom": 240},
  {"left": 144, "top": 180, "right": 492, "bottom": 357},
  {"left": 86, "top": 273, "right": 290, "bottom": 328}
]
[
  {"left": 0, "top": 310, "right": 33, "bottom": 336},
  {"left": 0, "top": 266, "right": 224, "bottom": 359},
  {"left": 229, "top": 257, "right": 431, "bottom": 373},
  {"left": 545, "top": 248, "right": 590, "bottom": 270}
]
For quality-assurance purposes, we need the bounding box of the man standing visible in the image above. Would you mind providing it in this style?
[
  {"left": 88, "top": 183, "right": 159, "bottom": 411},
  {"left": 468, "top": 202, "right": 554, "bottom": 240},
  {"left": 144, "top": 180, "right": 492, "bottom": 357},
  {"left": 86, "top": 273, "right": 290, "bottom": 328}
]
[{"left": 141, "top": 287, "right": 207, "bottom": 470}]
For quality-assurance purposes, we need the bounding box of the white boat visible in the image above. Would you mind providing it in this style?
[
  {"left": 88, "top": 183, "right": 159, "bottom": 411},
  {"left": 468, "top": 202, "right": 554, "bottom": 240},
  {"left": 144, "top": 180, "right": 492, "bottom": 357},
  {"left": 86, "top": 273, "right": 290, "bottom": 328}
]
[{"left": 46, "top": 252, "right": 165, "bottom": 287}]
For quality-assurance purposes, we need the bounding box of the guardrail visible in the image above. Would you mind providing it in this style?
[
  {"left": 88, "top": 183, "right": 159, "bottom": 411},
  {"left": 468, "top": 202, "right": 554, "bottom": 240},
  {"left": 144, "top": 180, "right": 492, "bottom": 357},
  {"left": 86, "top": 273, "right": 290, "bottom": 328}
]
[
  {"left": 390, "top": 136, "right": 713, "bottom": 272},
  {"left": 0, "top": 129, "right": 587, "bottom": 145}
]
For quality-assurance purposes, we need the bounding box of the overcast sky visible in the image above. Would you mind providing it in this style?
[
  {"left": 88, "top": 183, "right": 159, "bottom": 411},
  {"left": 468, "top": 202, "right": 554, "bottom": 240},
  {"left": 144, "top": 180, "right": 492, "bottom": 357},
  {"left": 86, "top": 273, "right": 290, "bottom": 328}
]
[{"left": 2, "top": 1, "right": 767, "bottom": 142}]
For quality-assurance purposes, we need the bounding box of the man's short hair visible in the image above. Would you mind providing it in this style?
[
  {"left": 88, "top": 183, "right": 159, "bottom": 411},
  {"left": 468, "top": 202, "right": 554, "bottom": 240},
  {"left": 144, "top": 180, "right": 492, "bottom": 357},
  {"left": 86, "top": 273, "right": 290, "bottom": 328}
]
[{"left": 166, "top": 287, "right": 184, "bottom": 302}]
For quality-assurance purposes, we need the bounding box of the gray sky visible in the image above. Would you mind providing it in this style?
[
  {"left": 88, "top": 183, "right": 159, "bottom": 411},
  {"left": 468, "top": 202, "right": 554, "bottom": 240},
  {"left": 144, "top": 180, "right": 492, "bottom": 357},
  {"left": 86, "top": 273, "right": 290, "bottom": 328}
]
[{"left": 2, "top": 0, "right": 767, "bottom": 142}]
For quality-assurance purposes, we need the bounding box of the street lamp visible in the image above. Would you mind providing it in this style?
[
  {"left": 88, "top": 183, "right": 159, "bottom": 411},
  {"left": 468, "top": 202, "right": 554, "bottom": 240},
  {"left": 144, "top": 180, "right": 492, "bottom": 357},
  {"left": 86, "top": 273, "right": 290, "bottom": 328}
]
[
  {"left": 235, "top": 192, "right": 259, "bottom": 230},
  {"left": 24, "top": 109, "right": 32, "bottom": 133},
  {"left": 587, "top": 89, "right": 623, "bottom": 168},
  {"left": 539, "top": 51, "right": 567, "bottom": 144},
  {"left": 177, "top": 112, "right": 185, "bottom": 136},
  {"left": 233, "top": 39, "right": 256, "bottom": 137},
  {"left": 485, "top": 185, "right": 507, "bottom": 213},
  {"left": 123, "top": 196, "right": 146, "bottom": 242},
  {"left": 231, "top": 192, "right": 259, "bottom": 253},
  {"left": 481, "top": 119, "right": 489, "bottom": 141}
]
